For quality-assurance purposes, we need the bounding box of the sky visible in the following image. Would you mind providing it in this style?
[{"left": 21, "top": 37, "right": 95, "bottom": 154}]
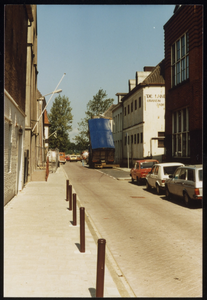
[{"left": 37, "top": 4, "right": 175, "bottom": 141}]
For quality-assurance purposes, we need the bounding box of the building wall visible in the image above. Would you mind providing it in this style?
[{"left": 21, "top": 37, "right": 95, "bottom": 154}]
[
  {"left": 4, "top": 92, "right": 25, "bottom": 205},
  {"left": 143, "top": 86, "right": 165, "bottom": 161},
  {"left": 4, "top": 5, "right": 28, "bottom": 112},
  {"left": 4, "top": 5, "right": 30, "bottom": 205},
  {"left": 112, "top": 104, "right": 123, "bottom": 164},
  {"left": 122, "top": 85, "right": 165, "bottom": 166},
  {"left": 24, "top": 5, "right": 38, "bottom": 181},
  {"left": 164, "top": 5, "right": 203, "bottom": 164}
]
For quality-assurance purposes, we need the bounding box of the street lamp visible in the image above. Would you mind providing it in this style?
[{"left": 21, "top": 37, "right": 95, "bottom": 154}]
[
  {"left": 32, "top": 73, "right": 66, "bottom": 132},
  {"left": 37, "top": 89, "right": 62, "bottom": 101}
]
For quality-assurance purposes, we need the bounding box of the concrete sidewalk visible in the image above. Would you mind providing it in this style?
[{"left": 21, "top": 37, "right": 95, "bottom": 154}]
[{"left": 4, "top": 167, "right": 123, "bottom": 297}]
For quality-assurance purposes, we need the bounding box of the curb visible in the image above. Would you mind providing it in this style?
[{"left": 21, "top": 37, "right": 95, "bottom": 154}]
[{"left": 61, "top": 166, "right": 136, "bottom": 297}]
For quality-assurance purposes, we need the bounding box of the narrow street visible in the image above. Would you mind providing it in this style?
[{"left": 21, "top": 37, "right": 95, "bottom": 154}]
[{"left": 63, "top": 161, "right": 202, "bottom": 297}]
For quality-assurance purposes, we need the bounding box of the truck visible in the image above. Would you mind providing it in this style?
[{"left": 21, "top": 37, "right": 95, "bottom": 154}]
[
  {"left": 58, "top": 152, "right": 66, "bottom": 165},
  {"left": 88, "top": 118, "right": 119, "bottom": 168}
]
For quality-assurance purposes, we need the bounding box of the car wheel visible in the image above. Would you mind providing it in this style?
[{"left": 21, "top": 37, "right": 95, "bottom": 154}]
[
  {"left": 165, "top": 186, "right": 171, "bottom": 200},
  {"left": 137, "top": 177, "right": 140, "bottom": 185},
  {"left": 146, "top": 181, "right": 150, "bottom": 191},
  {"left": 156, "top": 184, "right": 161, "bottom": 195},
  {"left": 184, "top": 192, "right": 191, "bottom": 207},
  {"left": 131, "top": 176, "right": 134, "bottom": 183}
]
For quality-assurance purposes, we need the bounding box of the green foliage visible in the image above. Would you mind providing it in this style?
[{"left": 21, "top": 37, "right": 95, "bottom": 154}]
[
  {"left": 74, "top": 89, "right": 114, "bottom": 146},
  {"left": 48, "top": 95, "right": 73, "bottom": 152}
]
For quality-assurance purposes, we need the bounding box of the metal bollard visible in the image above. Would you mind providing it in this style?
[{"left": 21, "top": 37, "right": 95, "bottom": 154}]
[
  {"left": 73, "top": 193, "right": 77, "bottom": 226},
  {"left": 80, "top": 207, "right": 85, "bottom": 252},
  {"left": 96, "top": 239, "right": 106, "bottom": 298},
  {"left": 66, "top": 180, "right": 69, "bottom": 201},
  {"left": 68, "top": 185, "right": 72, "bottom": 210}
]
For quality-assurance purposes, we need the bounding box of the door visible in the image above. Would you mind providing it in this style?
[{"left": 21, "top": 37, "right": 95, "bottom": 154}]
[
  {"left": 168, "top": 168, "right": 181, "bottom": 194},
  {"left": 176, "top": 168, "right": 187, "bottom": 197},
  {"left": 16, "top": 131, "right": 23, "bottom": 193},
  {"left": 148, "top": 165, "right": 156, "bottom": 187}
]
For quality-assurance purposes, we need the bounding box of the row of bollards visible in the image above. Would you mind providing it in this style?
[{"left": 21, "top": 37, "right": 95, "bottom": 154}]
[{"left": 66, "top": 179, "right": 106, "bottom": 297}]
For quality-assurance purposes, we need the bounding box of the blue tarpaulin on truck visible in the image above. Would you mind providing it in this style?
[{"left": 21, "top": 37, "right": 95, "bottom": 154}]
[{"left": 88, "top": 118, "right": 115, "bottom": 150}]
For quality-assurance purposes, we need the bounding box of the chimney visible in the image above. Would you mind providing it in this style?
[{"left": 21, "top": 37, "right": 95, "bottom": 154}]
[
  {"left": 143, "top": 66, "right": 155, "bottom": 72},
  {"left": 128, "top": 79, "right": 136, "bottom": 92}
]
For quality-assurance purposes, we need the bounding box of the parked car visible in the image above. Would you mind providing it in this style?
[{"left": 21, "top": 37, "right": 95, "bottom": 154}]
[
  {"left": 69, "top": 154, "right": 78, "bottom": 162},
  {"left": 146, "top": 162, "right": 184, "bottom": 194},
  {"left": 165, "top": 164, "right": 203, "bottom": 207},
  {"left": 66, "top": 155, "right": 70, "bottom": 161},
  {"left": 130, "top": 159, "right": 159, "bottom": 185}
]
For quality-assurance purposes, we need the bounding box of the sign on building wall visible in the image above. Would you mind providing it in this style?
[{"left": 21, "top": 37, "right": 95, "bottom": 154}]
[{"left": 146, "top": 93, "right": 165, "bottom": 107}]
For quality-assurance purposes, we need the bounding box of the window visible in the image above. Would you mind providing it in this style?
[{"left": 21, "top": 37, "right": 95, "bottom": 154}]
[
  {"left": 171, "top": 32, "right": 189, "bottom": 87},
  {"left": 128, "top": 135, "right": 130, "bottom": 145},
  {"left": 128, "top": 105, "right": 130, "bottom": 114},
  {"left": 141, "top": 161, "right": 157, "bottom": 169},
  {"left": 154, "top": 166, "right": 159, "bottom": 175},
  {"left": 188, "top": 169, "right": 194, "bottom": 181},
  {"left": 164, "top": 166, "right": 180, "bottom": 175},
  {"left": 172, "top": 107, "right": 190, "bottom": 157},
  {"left": 158, "top": 139, "right": 164, "bottom": 148},
  {"left": 137, "top": 133, "right": 139, "bottom": 144},
  {"left": 174, "top": 168, "right": 181, "bottom": 179},
  {"left": 151, "top": 166, "right": 156, "bottom": 174},
  {"left": 131, "top": 135, "right": 133, "bottom": 144},
  {"left": 139, "top": 97, "right": 141, "bottom": 108},
  {"left": 134, "top": 134, "right": 136, "bottom": 144},
  {"left": 158, "top": 132, "right": 165, "bottom": 148},
  {"left": 124, "top": 107, "right": 126, "bottom": 116},
  {"left": 140, "top": 132, "right": 143, "bottom": 143},
  {"left": 198, "top": 170, "right": 203, "bottom": 181},
  {"left": 179, "top": 168, "right": 187, "bottom": 180},
  {"left": 135, "top": 100, "right": 137, "bottom": 110},
  {"left": 131, "top": 102, "right": 133, "bottom": 112},
  {"left": 125, "top": 136, "right": 127, "bottom": 145}
]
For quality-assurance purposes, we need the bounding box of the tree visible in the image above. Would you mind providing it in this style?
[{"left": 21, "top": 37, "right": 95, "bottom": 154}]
[
  {"left": 74, "top": 89, "right": 114, "bottom": 147},
  {"left": 48, "top": 95, "right": 73, "bottom": 152}
]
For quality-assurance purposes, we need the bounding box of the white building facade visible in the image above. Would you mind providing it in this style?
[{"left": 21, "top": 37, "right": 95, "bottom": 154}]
[
  {"left": 121, "top": 62, "right": 166, "bottom": 167},
  {"left": 112, "top": 93, "right": 127, "bottom": 165}
]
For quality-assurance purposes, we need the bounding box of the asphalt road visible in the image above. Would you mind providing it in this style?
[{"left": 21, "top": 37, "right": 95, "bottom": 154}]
[{"left": 63, "top": 162, "right": 202, "bottom": 297}]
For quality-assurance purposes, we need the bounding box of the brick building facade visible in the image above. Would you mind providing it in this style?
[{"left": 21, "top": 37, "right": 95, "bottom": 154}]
[
  {"left": 4, "top": 5, "right": 34, "bottom": 205},
  {"left": 4, "top": 5, "right": 39, "bottom": 205},
  {"left": 164, "top": 5, "right": 203, "bottom": 164}
]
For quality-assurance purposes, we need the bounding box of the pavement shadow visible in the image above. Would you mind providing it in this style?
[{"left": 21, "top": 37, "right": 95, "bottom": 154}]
[
  {"left": 75, "top": 243, "right": 80, "bottom": 251},
  {"left": 88, "top": 287, "right": 96, "bottom": 298}
]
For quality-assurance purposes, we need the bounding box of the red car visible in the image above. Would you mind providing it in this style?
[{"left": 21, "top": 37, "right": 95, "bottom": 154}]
[{"left": 130, "top": 159, "right": 159, "bottom": 185}]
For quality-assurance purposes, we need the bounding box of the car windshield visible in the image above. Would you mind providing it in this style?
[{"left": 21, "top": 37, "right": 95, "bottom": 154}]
[
  {"left": 164, "top": 166, "right": 180, "bottom": 175},
  {"left": 198, "top": 169, "right": 203, "bottom": 181},
  {"left": 140, "top": 162, "right": 156, "bottom": 169}
]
